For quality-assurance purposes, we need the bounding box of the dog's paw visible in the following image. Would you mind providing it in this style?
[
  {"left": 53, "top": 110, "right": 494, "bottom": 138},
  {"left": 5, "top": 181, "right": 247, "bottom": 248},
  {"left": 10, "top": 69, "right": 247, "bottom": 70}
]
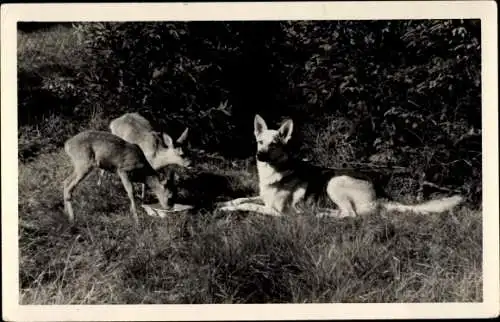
[
  {"left": 215, "top": 201, "right": 231, "bottom": 208},
  {"left": 218, "top": 206, "right": 236, "bottom": 212},
  {"left": 216, "top": 199, "right": 245, "bottom": 208},
  {"left": 315, "top": 212, "right": 330, "bottom": 219},
  {"left": 316, "top": 210, "right": 343, "bottom": 219}
]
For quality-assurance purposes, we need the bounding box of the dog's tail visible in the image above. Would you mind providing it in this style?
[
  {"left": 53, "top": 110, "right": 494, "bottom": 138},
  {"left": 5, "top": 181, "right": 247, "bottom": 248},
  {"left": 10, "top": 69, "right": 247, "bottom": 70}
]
[{"left": 381, "top": 195, "right": 464, "bottom": 215}]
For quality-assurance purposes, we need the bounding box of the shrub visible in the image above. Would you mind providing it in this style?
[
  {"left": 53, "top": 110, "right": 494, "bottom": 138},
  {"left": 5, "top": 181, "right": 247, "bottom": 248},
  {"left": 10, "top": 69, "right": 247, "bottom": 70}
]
[
  {"left": 18, "top": 20, "right": 482, "bottom": 202},
  {"left": 279, "top": 20, "right": 481, "bottom": 202}
]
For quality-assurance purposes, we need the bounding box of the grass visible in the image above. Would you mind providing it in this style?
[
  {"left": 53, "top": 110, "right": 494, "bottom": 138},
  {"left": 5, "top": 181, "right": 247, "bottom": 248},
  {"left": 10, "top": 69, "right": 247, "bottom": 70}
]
[
  {"left": 17, "top": 24, "right": 483, "bottom": 304},
  {"left": 18, "top": 24, "right": 87, "bottom": 161},
  {"left": 18, "top": 24, "right": 83, "bottom": 73},
  {"left": 18, "top": 149, "right": 482, "bottom": 304}
]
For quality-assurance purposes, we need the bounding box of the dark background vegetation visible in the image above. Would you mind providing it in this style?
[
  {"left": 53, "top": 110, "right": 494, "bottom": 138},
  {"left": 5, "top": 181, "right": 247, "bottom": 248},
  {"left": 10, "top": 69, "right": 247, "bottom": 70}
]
[
  {"left": 18, "top": 20, "right": 482, "bottom": 203},
  {"left": 17, "top": 20, "right": 482, "bottom": 304}
]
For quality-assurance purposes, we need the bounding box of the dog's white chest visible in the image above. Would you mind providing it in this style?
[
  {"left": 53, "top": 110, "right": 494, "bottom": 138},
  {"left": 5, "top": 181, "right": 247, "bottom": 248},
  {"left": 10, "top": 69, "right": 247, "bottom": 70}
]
[
  {"left": 257, "top": 162, "right": 283, "bottom": 185},
  {"left": 256, "top": 161, "right": 291, "bottom": 209}
]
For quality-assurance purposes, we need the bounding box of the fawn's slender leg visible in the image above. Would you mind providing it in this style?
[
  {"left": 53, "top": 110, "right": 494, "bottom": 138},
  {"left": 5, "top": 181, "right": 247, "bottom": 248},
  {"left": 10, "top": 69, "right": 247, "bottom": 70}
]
[
  {"left": 117, "top": 170, "right": 139, "bottom": 225},
  {"left": 165, "top": 170, "right": 177, "bottom": 208},
  {"left": 140, "top": 183, "right": 146, "bottom": 200},
  {"left": 63, "top": 165, "right": 93, "bottom": 224},
  {"left": 63, "top": 173, "right": 76, "bottom": 222},
  {"left": 97, "top": 169, "right": 106, "bottom": 186}
]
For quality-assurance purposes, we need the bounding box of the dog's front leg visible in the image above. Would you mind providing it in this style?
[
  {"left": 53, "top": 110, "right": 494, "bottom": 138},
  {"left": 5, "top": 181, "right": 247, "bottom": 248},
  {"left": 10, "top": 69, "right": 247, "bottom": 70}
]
[
  {"left": 216, "top": 196, "right": 263, "bottom": 208},
  {"left": 218, "top": 202, "right": 282, "bottom": 217},
  {"left": 316, "top": 209, "right": 352, "bottom": 219}
]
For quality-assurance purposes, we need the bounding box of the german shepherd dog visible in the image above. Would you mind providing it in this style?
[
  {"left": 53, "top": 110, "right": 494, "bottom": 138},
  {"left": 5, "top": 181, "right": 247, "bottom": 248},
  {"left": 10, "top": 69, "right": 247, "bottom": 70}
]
[{"left": 217, "top": 115, "right": 464, "bottom": 218}]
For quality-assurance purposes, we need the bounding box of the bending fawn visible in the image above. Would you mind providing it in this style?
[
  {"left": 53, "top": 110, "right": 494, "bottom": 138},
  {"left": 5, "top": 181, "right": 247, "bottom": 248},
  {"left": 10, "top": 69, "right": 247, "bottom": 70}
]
[
  {"left": 98, "top": 113, "right": 190, "bottom": 199},
  {"left": 63, "top": 131, "right": 176, "bottom": 225}
]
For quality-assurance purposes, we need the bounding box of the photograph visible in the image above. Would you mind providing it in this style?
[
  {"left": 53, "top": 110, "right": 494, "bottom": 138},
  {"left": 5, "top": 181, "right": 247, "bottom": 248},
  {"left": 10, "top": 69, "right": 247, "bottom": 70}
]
[{"left": 2, "top": 1, "right": 498, "bottom": 321}]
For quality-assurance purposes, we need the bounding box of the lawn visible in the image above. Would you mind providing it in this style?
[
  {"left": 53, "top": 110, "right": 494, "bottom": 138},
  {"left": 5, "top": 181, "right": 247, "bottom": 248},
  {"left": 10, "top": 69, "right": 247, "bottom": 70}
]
[{"left": 18, "top": 149, "right": 482, "bottom": 303}]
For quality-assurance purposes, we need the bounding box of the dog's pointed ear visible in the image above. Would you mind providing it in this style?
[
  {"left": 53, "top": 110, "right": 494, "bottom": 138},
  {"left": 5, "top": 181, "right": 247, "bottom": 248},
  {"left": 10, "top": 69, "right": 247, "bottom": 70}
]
[
  {"left": 162, "top": 133, "right": 174, "bottom": 148},
  {"left": 176, "top": 127, "right": 189, "bottom": 144},
  {"left": 278, "top": 119, "right": 294, "bottom": 143},
  {"left": 254, "top": 114, "right": 268, "bottom": 137}
]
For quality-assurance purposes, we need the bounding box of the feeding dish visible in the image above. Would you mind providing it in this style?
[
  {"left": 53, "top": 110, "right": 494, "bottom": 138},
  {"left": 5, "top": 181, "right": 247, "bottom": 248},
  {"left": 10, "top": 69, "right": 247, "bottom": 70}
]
[{"left": 141, "top": 203, "right": 194, "bottom": 218}]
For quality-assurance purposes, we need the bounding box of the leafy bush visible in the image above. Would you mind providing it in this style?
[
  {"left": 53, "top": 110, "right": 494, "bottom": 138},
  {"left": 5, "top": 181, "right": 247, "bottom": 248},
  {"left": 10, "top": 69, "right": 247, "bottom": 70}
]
[
  {"left": 282, "top": 20, "right": 481, "bottom": 201},
  {"left": 18, "top": 20, "right": 482, "bottom": 202},
  {"left": 74, "top": 21, "right": 286, "bottom": 156}
]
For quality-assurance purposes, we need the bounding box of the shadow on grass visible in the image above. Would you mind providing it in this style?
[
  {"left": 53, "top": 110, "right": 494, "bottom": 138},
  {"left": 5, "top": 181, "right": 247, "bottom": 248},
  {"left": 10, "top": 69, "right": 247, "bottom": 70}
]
[{"left": 176, "top": 170, "right": 255, "bottom": 211}]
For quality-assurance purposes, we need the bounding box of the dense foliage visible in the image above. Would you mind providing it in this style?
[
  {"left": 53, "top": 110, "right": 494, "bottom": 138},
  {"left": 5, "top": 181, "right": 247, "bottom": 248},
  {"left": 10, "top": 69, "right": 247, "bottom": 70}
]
[{"left": 18, "top": 20, "right": 482, "bottom": 202}]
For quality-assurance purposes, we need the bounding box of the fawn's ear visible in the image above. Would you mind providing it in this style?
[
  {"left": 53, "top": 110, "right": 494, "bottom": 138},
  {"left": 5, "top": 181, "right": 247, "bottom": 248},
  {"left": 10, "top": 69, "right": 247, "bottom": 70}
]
[
  {"left": 176, "top": 128, "right": 189, "bottom": 144},
  {"left": 162, "top": 133, "right": 174, "bottom": 148},
  {"left": 278, "top": 119, "right": 294, "bottom": 143},
  {"left": 254, "top": 114, "right": 268, "bottom": 137}
]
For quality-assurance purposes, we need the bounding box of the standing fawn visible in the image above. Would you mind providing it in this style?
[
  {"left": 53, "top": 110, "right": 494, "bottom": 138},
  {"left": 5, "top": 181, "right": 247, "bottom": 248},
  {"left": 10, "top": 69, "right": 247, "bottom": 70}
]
[
  {"left": 98, "top": 112, "right": 190, "bottom": 199},
  {"left": 63, "top": 131, "right": 175, "bottom": 225}
]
